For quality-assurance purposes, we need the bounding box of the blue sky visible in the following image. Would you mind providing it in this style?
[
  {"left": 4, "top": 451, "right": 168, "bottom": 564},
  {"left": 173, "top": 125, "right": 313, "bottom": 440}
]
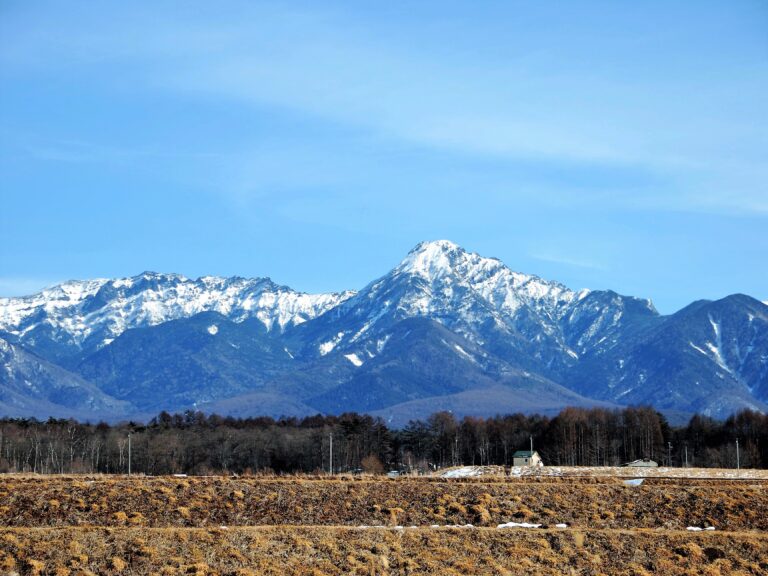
[{"left": 1, "top": 1, "right": 766, "bottom": 313}]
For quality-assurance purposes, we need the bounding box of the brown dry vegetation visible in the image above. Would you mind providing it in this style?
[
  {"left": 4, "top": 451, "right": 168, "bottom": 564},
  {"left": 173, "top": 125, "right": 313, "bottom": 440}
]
[
  {"left": 1, "top": 474, "right": 767, "bottom": 575},
  {"left": 1, "top": 475, "right": 767, "bottom": 531},
  {"left": 1, "top": 526, "right": 767, "bottom": 575}
]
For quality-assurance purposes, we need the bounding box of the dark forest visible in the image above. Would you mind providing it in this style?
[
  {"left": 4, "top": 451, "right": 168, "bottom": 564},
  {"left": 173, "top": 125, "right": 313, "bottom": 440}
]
[{"left": 1, "top": 407, "right": 765, "bottom": 475}]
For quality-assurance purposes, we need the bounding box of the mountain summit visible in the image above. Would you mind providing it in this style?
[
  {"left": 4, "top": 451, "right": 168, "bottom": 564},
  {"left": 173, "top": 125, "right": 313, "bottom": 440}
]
[
  {"left": 1, "top": 241, "right": 766, "bottom": 422},
  {"left": 0, "top": 272, "right": 353, "bottom": 365},
  {"left": 397, "top": 239, "right": 583, "bottom": 317}
]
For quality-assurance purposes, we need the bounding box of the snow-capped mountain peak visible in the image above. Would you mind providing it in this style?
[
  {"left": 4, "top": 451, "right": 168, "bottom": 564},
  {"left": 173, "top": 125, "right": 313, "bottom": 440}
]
[
  {"left": 298, "top": 242, "right": 596, "bottom": 373},
  {"left": 397, "top": 240, "right": 471, "bottom": 278},
  {"left": 0, "top": 272, "right": 354, "bottom": 355},
  {"left": 397, "top": 240, "right": 499, "bottom": 279},
  {"left": 393, "top": 240, "right": 582, "bottom": 319},
  {"left": 1, "top": 241, "right": 766, "bottom": 421}
]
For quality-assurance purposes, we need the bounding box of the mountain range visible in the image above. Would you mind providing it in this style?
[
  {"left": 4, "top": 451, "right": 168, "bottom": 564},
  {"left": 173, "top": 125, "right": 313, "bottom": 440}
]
[{"left": 1, "top": 240, "right": 766, "bottom": 425}]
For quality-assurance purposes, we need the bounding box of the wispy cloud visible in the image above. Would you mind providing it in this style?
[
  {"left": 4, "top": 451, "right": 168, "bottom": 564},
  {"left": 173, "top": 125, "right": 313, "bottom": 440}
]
[
  {"left": 138, "top": 7, "right": 766, "bottom": 217},
  {"left": 529, "top": 254, "right": 606, "bottom": 271},
  {"left": 2, "top": 3, "right": 767, "bottom": 216},
  {"left": 9, "top": 134, "right": 223, "bottom": 166}
]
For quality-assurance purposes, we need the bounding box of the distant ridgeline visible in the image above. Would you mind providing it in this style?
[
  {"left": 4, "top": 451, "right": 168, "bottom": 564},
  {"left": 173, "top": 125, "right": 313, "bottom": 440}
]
[
  {"left": 0, "top": 406, "right": 765, "bottom": 475},
  {"left": 1, "top": 241, "right": 768, "bottom": 426}
]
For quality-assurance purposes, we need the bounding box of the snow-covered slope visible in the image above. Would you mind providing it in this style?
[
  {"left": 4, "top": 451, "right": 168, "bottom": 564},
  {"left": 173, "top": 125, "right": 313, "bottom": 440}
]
[
  {"left": 395, "top": 240, "right": 584, "bottom": 320},
  {"left": 0, "top": 272, "right": 353, "bottom": 361},
  {"left": 290, "top": 240, "right": 653, "bottom": 376},
  {"left": 568, "top": 294, "right": 768, "bottom": 417},
  {"left": 0, "top": 336, "right": 129, "bottom": 418},
  {"left": 0, "top": 241, "right": 765, "bottom": 421}
]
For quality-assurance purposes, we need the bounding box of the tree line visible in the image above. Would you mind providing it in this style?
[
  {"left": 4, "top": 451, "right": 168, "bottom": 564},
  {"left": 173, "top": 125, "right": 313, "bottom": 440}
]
[{"left": 0, "top": 407, "right": 765, "bottom": 475}]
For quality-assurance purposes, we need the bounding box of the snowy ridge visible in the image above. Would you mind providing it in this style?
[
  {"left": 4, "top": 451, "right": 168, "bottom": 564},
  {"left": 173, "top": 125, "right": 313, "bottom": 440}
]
[
  {"left": 0, "top": 278, "right": 110, "bottom": 328},
  {"left": 0, "top": 241, "right": 766, "bottom": 421},
  {"left": 337, "top": 240, "right": 589, "bottom": 340},
  {"left": 303, "top": 240, "right": 605, "bottom": 367},
  {"left": 395, "top": 240, "right": 583, "bottom": 320},
  {"left": 0, "top": 272, "right": 354, "bottom": 350}
]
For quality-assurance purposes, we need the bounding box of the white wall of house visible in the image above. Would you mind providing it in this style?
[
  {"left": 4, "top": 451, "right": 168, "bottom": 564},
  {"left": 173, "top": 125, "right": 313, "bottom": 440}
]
[{"left": 513, "top": 452, "right": 543, "bottom": 467}]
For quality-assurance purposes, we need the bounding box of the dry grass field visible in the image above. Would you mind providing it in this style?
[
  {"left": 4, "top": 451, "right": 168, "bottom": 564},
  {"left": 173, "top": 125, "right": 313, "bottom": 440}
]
[{"left": 1, "top": 470, "right": 767, "bottom": 574}]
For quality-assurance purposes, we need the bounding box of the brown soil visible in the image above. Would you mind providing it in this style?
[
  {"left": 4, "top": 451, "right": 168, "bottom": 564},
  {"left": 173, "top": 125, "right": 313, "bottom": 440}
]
[
  {"left": 2, "top": 475, "right": 767, "bottom": 575},
  {"left": 1, "top": 526, "right": 767, "bottom": 575},
  {"left": 1, "top": 476, "right": 766, "bottom": 531}
]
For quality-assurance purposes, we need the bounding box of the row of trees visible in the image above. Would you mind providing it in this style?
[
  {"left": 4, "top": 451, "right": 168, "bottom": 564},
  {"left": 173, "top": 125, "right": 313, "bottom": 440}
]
[
  {"left": 404, "top": 407, "right": 766, "bottom": 470},
  {"left": 0, "top": 407, "right": 765, "bottom": 475}
]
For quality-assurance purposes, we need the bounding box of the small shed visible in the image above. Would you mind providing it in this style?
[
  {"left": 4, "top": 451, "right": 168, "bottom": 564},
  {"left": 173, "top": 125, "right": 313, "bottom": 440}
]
[
  {"left": 623, "top": 458, "right": 658, "bottom": 467},
  {"left": 512, "top": 450, "right": 543, "bottom": 467}
]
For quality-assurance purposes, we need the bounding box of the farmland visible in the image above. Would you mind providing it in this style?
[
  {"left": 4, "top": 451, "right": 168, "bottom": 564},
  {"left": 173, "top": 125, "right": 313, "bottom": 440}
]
[{"left": 1, "top": 471, "right": 767, "bottom": 574}]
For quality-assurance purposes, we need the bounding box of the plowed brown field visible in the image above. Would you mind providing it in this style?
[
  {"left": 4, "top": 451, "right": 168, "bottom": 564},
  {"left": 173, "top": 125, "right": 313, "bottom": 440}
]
[{"left": 1, "top": 473, "right": 766, "bottom": 575}]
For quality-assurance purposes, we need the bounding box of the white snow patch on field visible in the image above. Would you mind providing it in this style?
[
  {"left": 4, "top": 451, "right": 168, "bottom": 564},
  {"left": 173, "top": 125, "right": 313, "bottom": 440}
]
[
  {"left": 437, "top": 466, "right": 768, "bottom": 480},
  {"left": 441, "top": 465, "right": 504, "bottom": 478},
  {"left": 498, "top": 522, "right": 542, "bottom": 529},
  {"left": 622, "top": 478, "right": 644, "bottom": 486},
  {"left": 442, "top": 466, "right": 483, "bottom": 478}
]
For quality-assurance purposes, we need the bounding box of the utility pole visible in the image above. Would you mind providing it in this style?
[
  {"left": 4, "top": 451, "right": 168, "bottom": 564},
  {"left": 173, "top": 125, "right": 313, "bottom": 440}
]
[
  {"left": 128, "top": 432, "right": 132, "bottom": 476},
  {"left": 329, "top": 432, "right": 333, "bottom": 475},
  {"left": 454, "top": 433, "right": 459, "bottom": 466},
  {"left": 667, "top": 442, "right": 672, "bottom": 467},
  {"left": 736, "top": 438, "right": 740, "bottom": 472},
  {"left": 684, "top": 444, "right": 688, "bottom": 468},
  {"left": 530, "top": 435, "right": 533, "bottom": 453}
]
